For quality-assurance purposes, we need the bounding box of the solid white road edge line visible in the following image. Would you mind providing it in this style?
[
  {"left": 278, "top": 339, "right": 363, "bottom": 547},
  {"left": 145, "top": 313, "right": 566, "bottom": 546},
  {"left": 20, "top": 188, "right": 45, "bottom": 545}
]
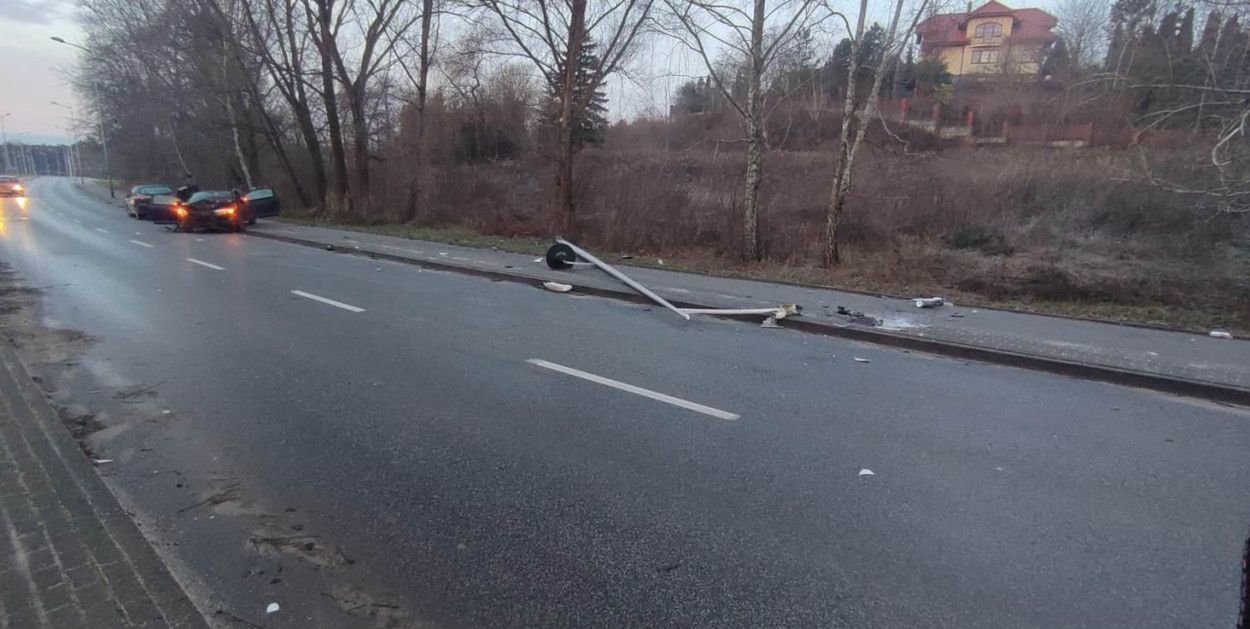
[
  {"left": 290, "top": 290, "right": 366, "bottom": 313},
  {"left": 525, "top": 358, "right": 740, "bottom": 421},
  {"left": 186, "top": 258, "right": 225, "bottom": 271},
  {"left": 129, "top": 240, "right": 155, "bottom": 248}
]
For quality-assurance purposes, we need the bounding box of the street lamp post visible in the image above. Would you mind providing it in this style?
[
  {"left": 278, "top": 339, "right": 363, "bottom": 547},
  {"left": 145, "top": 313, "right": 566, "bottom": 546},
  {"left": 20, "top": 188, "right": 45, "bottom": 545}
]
[
  {"left": 50, "top": 36, "right": 114, "bottom": 198},
  {"left": 0, "top": 113, "right": 11, "bottom": 174}
]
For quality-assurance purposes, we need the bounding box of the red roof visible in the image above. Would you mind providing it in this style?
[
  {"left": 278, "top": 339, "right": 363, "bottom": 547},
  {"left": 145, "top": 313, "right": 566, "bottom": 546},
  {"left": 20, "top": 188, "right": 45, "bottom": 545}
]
[{"left": 915, "top": 1, "right": 1057, "bottom": 55}]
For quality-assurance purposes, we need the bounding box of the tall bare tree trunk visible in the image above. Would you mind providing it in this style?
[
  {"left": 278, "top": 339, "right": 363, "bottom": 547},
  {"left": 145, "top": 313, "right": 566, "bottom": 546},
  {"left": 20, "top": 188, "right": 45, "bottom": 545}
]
[
  {"left": 824, "top": 0, "right": 867, "bottom": 266},
  {"left": 348, "top": 88, "right": 369, "bottom": 208},
  {"left": 557, "top": 0, "right": 587, "bottom": 231},
  {"left": 741, "top": 0, "right": 766, "bottom": 261},
  {"left": 824, "top": 0, "right": 910, "bottom": 266},
  {"left": 313, "top": 0, "right": 351, "bottom": 214},
  {"left": 221, "top": 48, "right": 255, "bottom": 189},
  {"left": 402, "top": 0, "right": 434, "bottom": 222}
]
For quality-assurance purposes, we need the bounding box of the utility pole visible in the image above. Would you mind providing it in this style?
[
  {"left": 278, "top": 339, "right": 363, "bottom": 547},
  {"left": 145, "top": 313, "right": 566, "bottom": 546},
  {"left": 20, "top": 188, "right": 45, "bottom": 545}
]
[
  {"left": 0, "top": 113, "right": 11, "bottom": 174},
  {"left": 51, "top": 36, "right": 114, "bottom": 197}
]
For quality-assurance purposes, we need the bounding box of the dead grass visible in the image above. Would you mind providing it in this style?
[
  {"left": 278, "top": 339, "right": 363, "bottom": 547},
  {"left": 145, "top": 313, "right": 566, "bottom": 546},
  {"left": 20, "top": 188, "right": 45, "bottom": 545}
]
[{"left": 278, "top": 214, "right": 1250, "bottom": 333}]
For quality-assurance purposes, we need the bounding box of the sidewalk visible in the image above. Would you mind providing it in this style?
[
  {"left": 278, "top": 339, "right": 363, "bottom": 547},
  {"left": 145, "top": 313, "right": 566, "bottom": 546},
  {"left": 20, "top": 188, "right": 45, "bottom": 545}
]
[
  {"left": 248, "top": 220, "right": 1250, "bottom": 400},
  {"left": 0, "top": 342, "right": 206, "bottom": 628}
]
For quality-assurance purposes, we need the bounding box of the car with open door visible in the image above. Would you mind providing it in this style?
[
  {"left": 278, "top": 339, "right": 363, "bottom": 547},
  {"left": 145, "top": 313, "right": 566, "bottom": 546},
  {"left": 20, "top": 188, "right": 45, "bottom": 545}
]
[
  {"left": 173, "top": 190, "right": 244, "bottom": 232},
  {"left": 126, "top": 184, "right": 173, "bottom": 219}
]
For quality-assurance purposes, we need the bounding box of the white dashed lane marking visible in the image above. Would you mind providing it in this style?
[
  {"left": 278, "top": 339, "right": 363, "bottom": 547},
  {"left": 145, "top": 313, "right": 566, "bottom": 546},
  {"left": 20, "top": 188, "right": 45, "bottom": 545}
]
[
  {"left": 129, "top": 240, "right": 155, "bottom": 248},
  {"left": 526, "top": 358, "right": 740, "bottom": 421},
  {"left": 186, "top": 258, "right": 225, "bottom": 270},
  {"left": 290, "top": 290, "right": 365, "bottom": 313}
]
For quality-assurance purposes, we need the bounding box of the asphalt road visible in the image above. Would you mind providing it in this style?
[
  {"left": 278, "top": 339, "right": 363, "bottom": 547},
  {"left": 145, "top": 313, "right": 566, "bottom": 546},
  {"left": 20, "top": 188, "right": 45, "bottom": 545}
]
[{"left": 2, "top": 176, "right": 1248, "bottom": 628}]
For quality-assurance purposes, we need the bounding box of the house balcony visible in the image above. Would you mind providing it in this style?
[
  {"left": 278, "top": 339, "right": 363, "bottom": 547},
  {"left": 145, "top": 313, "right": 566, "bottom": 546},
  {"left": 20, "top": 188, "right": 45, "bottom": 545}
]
[{"left": 970, "top": 36, "right": 1005, "bottom": 46}]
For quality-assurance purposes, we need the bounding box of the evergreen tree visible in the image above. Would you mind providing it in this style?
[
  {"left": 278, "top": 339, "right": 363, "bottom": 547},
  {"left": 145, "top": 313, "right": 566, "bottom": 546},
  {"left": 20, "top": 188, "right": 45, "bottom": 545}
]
[{"left": 546, "top": 39, "right": 609, "bottom": 149}]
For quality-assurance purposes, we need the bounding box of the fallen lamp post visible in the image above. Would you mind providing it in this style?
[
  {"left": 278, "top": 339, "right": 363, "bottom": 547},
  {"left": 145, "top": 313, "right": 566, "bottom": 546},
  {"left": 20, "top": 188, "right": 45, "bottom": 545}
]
[{"left": 546, "top": 239, "right": 800, "bottom": 323}]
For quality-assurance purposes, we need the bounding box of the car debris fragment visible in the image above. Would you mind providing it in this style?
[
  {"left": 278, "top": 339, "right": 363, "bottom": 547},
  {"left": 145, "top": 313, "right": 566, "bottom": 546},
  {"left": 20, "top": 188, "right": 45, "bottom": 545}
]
[{"left": 542, "top": 281, "right": 573, "bottom": 293}]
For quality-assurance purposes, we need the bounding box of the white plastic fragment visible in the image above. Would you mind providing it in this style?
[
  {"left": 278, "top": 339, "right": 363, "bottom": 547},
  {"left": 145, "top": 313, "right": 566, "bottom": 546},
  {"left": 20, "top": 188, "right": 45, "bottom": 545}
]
[
  {"left": 1209, "top": 330, "right": 1233, "bottom": 339},
  {"left": 853, "top": 357, "right": 871, "bottom": 363},
  {"left": 91, "top": 459, "right": 114, "bottom": 465},
  {"left": 265, "top": 602, "right": 280, "bottom": 614},
  {"left": 542, "top": 281, "right": 573, "bottom": 293},
  {"left": 858, "top": 469, "right": 875, "bottom": 476},
  {"left": 914, "top": 297, "right": 945, "bottom": 308},
  {"left": 760, "top": 316, "right": 780, "bottom": 328}
]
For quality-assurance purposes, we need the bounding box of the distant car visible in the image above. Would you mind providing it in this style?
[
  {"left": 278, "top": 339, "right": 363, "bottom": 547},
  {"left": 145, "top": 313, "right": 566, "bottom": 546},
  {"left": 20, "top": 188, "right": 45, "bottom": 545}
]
[
  {"left": 0, "top": 176, "right": 25, "bottom": 197},
  {"left": 170, "top": 187, "right": 279, "bottom": 232},
  {"left": 126, "top": 184, "right": 173, "bottom": 219}
]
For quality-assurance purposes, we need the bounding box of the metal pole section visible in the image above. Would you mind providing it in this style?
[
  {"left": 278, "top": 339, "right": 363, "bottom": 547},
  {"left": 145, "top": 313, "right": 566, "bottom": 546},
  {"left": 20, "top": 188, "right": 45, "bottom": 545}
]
[
  {"left": 0, "top": 114, "right": 10, "bottom": 173},
  {"left": 556, "top": 238, "right": 691, "bottom": 320},
  {"left": 92, "top": 82, "right": 114, "bottom": 197}
]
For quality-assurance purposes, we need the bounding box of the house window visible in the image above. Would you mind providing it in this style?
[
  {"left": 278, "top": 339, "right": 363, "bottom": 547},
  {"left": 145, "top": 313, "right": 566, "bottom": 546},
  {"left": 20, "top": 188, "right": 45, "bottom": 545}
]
[
  {"left": 971, "top": 49, "right": 1000, "bottom": 64},
  {"left": 974, "top": 23, "right": 1003, "bottom": 39}
]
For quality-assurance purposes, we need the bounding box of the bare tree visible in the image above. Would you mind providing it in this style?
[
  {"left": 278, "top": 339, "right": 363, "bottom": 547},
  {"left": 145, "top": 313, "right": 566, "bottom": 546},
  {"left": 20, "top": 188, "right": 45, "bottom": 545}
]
[
  {"left": 823, "top": 0, "right": 928, "bottom": 265},
  {"left": 234, "top": 0, "right": 327, "bottom": 208},
  {"left": 664, "top": 0, "right": 831, "bottom": 260},
  {"left": 478, "top": 0, "right": 654, "bottom": 229},
  {"left": 325, "top": 0, "right": 420, "bottom": 208},
  {"left": 1055, "top": 0, "right": 1107, "bottom": 73},
  {"left": 302, "top": 0, "right": 354, "bottom": 213},
  {"left": 389, "top": 0, "right": 442, "bottom": 221}
]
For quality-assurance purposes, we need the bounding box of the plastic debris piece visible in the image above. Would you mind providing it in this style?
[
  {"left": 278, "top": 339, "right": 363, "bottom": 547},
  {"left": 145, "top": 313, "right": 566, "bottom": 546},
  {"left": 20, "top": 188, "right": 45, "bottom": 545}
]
[
  {"left": 853, "top": 357, "right": 871, "bottom": 363},
  {"left": 858, "top": 469, "right": 875, "bottom": 476},
  {"left": 533, "top": 257, "right": 543, "bottom": 263},
  {"left": 266, "top": 603, "right": 280, "bottom": 614},
  {"left": 914, "top": 297, "right": 945, "bottom": 308},
  {"left": 760, "top": 316, "right": 781, "bottom": 328},
  {"left": 1209, "top": 330, "right": 1233, "bottom": 339},
  {"left": 92, "top": 459, "right": 114, "bottom": 465},
  {"left": 542, "top": 281, "right": 573, "bottom": 293},
  {"left": 657, "top": 259, "right": 664, "bottom": 265}
]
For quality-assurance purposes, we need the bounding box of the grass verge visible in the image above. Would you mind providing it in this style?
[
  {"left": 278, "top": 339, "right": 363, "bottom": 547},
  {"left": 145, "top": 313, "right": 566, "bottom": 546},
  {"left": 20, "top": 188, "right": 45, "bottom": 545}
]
[{"left": 280, "top": 215, "right": 1245, "bottom": 335}]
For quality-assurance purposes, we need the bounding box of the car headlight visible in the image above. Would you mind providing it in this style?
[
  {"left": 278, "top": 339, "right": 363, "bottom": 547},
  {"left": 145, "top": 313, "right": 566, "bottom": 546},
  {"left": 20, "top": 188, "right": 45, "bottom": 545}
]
[
  {"left": 13, "top": 184, "right": 23, "bottom": 192},
  {"left": 214, "top": 206, "right": 236, "bottom": 217}
]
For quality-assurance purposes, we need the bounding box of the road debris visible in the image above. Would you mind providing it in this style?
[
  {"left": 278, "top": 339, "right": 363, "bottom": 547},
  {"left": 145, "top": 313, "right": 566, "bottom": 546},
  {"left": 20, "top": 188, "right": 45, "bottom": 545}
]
[
  {"left": 553, "top": 239, "right": 690, "bottom": 320},
  {"left": 547, "top": 239, "right": 800, "bottom": 324},
  {"left": 91, "top": 458, "right": 114, "bottom": 465},
  {"left": 914, "top": 297, "right": 945, "bottom": 308},
  {"left": 542, "top": 281, "right": 573, "bottom": 293},
  {"left": 265, "top": 602, "right": 280, "bottom": 614},
  {"left": 1209, "top": 330, "right": 1234, "bottom": 339},
  {"left": 853, "top": 357, "right": 871, "bottom": 363},
  {"left": 858, "top": 469, "right": 875, "bottom": 476}
]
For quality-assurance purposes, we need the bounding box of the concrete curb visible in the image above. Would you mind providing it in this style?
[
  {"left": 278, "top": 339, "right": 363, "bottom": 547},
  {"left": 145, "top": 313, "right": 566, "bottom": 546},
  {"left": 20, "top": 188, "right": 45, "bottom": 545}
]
[{"left": 247, "top": 228, "right": 1250, "bottom": 406}]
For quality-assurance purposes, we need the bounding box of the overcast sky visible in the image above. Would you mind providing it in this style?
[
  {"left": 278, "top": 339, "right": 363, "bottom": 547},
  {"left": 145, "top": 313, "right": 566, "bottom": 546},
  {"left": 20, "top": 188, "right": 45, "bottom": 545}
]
[
  {"left": 0, "top": 0, "right": 83, "bottom": 145},
  {"left": 1, "top": 0, "right": 1065, "bottom": 145}
]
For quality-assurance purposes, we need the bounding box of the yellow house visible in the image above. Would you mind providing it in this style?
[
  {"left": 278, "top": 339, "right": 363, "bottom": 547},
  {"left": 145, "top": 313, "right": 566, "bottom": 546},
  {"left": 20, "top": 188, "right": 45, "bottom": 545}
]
[{"left": 915, "top": 1, "right": 1058, "bottom": 77}]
